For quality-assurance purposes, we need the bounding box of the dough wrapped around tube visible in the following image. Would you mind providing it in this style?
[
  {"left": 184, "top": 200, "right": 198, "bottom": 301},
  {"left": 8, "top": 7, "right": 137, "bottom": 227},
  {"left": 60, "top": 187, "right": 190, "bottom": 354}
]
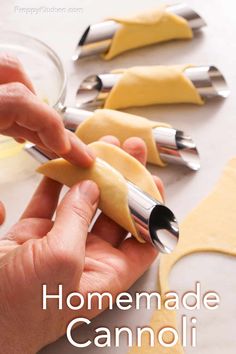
[
  {"left": 37, "top": 141, "right": 162, "bottom": 243},
  {"left": 104, "top": 65, "right": 203, "bottom": 110},
  {"left": 76, "top": 109, "right": 170, "bottom": 167},
  {"left": 103, "top": 5, "right": 193, "bottom": 60}
]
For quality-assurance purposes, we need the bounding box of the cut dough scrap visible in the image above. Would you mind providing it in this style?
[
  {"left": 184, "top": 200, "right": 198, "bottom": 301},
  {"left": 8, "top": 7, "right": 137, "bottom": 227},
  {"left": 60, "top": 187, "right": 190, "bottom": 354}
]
[
  {"left": 129, "top": 158, "right": 236, "bottom": 353},
  {"left": 76, "top": 109, "right": 171, "bottom": 166},
  {"left": 103, "top": 5, "right": 193, "bottom": 60},
  {"left": 104, "top": 65, "right": 204, "bottom": 110},
  {"left": 37, "top": 141, "right": 162, "bottom": 243}
]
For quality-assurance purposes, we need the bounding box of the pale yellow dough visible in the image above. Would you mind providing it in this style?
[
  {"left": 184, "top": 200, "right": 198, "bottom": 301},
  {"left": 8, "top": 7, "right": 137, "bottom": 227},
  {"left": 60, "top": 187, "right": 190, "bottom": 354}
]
[
  {"left": 37, "top": 141, "right": 162, "bottom": 243},
  {"left": 103, "top": 5, "right": 193, "bottom": 60},
  {"left": 76, "top": 109, "right": 170, "bottom": 167},
  {"left": 129, "top": 158, "right": 236, "bottom": 353},
  {"left": 103, "top": 65, "right": 204, "bottom": 110}
]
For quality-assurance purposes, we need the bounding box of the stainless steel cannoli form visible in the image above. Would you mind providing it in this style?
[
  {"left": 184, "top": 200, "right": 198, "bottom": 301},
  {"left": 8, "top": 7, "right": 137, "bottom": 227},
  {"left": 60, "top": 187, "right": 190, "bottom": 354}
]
[
  {"left": 152, "top": 127, "right": 200, "bottom": 171},
  {"left": 24, "top": 144, "right": 179, "bottom": 254},
  {"left": 61, "top": 108, "right": 200, "bottom": 171},
  {"left": 75, "top": 66, "right": 230, "bottom": 108},
  {"left": 73, "top": 3, "right": 206, "bottom": 61}
]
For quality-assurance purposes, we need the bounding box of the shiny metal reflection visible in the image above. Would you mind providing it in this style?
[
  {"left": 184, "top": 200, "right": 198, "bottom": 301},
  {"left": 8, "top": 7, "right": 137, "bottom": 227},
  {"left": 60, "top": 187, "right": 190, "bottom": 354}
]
[
  {"left": 76, "top": 73, "right": 120, "bottom": 108},
  {"left": 127, "top": 181, "right": 179, "bottom": 253},
  {"left": 73, "top": 3, "right": 205, "bottom": 61},
  {"left": 24, "top": 143, "right": 50, "bottom": 164},
  {"left": 72, "top": 20, "right": 119, "bottom": 61},
  {"left": 153, "top": 127, "right": 200, "bottom": 171},
  {"left": 61, "top": 106, "right": 93, "bottom": 130},
  {"left": 24, "top": 145, "right": 179, "bottom": 253},
  {"left": 166, "top": 3, "right": 206, "bottom": 30},
  {"left": 184, "top": 66, "right": 230, "bottom": 99}
]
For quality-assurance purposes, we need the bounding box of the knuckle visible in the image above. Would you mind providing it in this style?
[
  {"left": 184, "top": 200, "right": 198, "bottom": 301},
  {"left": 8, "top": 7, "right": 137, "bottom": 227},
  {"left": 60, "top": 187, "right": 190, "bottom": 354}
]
[
  {"left": 50, "top": 116, "right": 63, "bottom": 130},
  {"left": 5, "top": 82, "right": 31, "bottom": 103},
  {"left": 1, "top": 54, "right": 22, "bottom": 71},
  {"left": 71, "top": 202, "right": 91, "bottom": 228},
  {"left": 40, "top": 110, "right": 63, "bottom": 133}
]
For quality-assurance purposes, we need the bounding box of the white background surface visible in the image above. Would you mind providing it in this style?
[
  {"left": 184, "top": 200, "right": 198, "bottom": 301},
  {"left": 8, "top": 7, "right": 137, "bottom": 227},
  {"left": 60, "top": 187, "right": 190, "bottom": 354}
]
[{"left": 0, "top": 0, "right": 236, "bottom": 353}]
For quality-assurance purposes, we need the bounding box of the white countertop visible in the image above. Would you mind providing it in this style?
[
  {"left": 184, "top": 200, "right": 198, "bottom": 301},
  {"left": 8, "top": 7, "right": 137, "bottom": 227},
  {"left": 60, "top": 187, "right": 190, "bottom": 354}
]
[{"left": 1, "top": 0, "right": 236, "bottom": 353}]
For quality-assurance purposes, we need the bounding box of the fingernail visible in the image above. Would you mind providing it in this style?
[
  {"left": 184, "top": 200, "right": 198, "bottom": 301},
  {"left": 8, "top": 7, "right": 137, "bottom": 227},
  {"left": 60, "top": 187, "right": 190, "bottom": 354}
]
[{"left": 78, "top": 180, "right": 99, "bottom": 206}]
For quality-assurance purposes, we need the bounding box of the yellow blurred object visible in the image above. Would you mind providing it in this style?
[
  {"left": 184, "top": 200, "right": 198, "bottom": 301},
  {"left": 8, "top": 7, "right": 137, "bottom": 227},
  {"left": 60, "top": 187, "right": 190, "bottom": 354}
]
[{"left": 0, "top": 136, "right": 24, "bottom": 159}]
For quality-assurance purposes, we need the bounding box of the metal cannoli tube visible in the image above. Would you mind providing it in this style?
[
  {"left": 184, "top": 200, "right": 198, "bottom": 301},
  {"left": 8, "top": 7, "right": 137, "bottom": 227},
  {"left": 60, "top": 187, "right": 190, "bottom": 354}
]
[
  {"left": 75, "top": 66, "right": 229, "bottom": 110},
  {"left": 61, "top": 108, "right": 200, "bottom": 171},
  {"left": 73, "top": 3, "right": 206, "bottom": 61}
]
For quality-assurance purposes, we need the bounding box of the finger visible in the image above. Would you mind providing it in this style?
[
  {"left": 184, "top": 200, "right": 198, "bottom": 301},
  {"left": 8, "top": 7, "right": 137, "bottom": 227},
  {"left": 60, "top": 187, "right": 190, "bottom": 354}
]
[
  {"left": 122, "top": 137, "right": 147, "bottom": 165},
  {"left": 91, "top": 214, "right": 127, "bottom": 247},
  {"left": 21, "top": 177, "right": 62, "bottom": 219},
  {"left": 61, "top": 130, "right": 95, "bottom": 167},
  {"left": 2, "top": 124, "right": 45, "bottom": 146},
  {"left": 99, "top": 135, "right": 121, "bottom": 146},
  {"left": 122, "top": 137, "right": 165, "bottom": 199},
  {"left": 47, "top": 180, "right": 99, "bottom": 264},
  {"left": 0, "top": 83, "right": 94, "bottom": 167},
  {"left": 3, "top": 126, "right": 61, "bottom": 159},
  {"left": 118, "top": 237, "right": 158, "bottom": 287},
  {"left": 0, "top": 201, "right": 6, "bottom": 225},
  {"left": 0, "top": 54, "right": 35, "bottom": 92},
  {"left": 34, "top": 146, "right": 58, "bottom": 160},
  {"left": 5, "top": 218, "right": 53, "bottom": 244},
  {"left": 7, "top": 127, "right": 95, "bottom": 166}
]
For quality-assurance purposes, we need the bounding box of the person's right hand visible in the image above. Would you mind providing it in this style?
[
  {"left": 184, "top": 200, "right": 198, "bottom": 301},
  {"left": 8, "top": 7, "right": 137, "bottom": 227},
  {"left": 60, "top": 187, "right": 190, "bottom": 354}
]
[
  {"left": 0, "top": 54, "right": 94, "bottom": 167},
  {"left": 0, "top": 136, "right": 164, "bottom": 354}
]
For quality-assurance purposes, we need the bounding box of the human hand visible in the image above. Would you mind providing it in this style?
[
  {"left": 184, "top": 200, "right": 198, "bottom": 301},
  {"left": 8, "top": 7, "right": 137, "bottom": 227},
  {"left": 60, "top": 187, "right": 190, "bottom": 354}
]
[
  {"left": 0, "top": 54, "right": 94, "bottom": 167},
  {"left": 0, "top": 54, "right": 94, "bottom": 227},
  {"left": 0, "top": 136, "right": 164, "bottom": 353}
]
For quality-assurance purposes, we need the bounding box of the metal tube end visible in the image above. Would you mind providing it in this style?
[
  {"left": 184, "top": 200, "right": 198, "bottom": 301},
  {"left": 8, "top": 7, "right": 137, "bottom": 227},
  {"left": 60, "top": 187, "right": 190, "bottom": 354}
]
[
  {"left": 72, "top": 46, "right": 82, "bottom": 62},
  {"left": 73, "top": 21, "right": 119, "bottom": 61},
  {"left": 76, "top": 75, "right": 103, "bottom": 108},
  {"left": 153, "top": 127, "right": 200, "bottom": 171},
  {"left": 76, "top": 73, "right": 120, "bottom": 108},
  {"left": 127, "top": 181, "right": 179, "bottom": 253},
  {"left": 149, "top": 204, "right": 179, "bottom": 253},
  {"left": 167, "top": 3, "right": 206, "bottom": 30},
  {"left": 185, "top": 66, "right": 230, "bottom": 100},
  {"left": 72, "top": 25, "right": 90, "bottom": 61}
]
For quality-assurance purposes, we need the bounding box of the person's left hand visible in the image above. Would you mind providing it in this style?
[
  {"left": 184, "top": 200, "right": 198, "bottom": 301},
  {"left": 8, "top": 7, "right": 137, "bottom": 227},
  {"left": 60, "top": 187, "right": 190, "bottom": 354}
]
[
  {"left": 0, "top": 54, "right": 95, "bottom": 226},
  {"left": 0, "top": 54, "right": 94, "bottom": 167},
  {"left": 0, "top": 136, "right": 164, "bottom": 353}
]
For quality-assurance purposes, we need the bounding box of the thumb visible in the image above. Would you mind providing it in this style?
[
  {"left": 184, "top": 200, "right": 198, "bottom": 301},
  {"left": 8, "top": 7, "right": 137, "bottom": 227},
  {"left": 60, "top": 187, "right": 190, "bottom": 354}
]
[
  {"left": 46, "top": 180, "right": 99, "bottom": 269},
  {"left": 0, "top": 201, "right": 6, "bottom": 225}
]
